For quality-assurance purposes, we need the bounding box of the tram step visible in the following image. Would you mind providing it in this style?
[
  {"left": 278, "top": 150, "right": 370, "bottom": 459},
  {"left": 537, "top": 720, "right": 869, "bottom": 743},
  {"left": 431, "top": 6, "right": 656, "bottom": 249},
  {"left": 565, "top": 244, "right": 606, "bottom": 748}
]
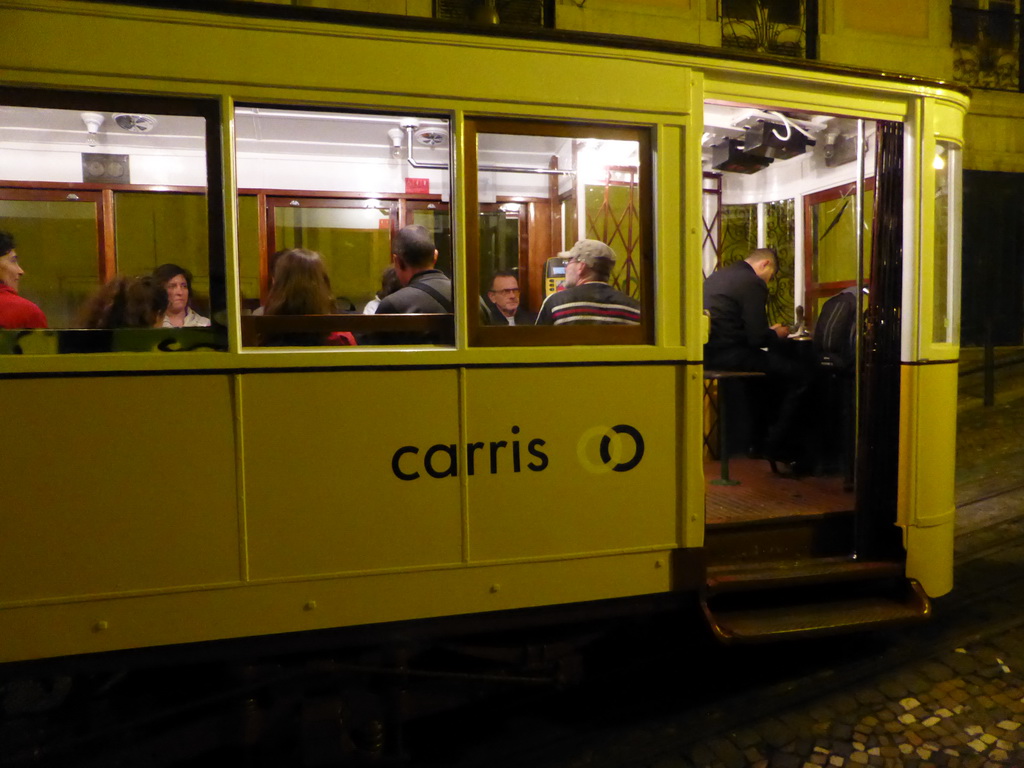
[
  {"left": 704, "top": 573, "right": 929, "bottom": 647},
  {"left": 704, "top": 557, "right": 904, "bottom": 596},
  {"left": 701, "top": 582, "right": 930, "bottom": 643}
]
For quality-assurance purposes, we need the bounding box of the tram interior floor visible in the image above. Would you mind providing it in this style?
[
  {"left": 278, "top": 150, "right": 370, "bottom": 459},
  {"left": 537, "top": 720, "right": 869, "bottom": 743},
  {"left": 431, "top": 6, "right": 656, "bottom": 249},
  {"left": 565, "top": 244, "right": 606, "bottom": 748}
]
[{"left": 704, "top": 457, "right": 852, "bottom": 525}]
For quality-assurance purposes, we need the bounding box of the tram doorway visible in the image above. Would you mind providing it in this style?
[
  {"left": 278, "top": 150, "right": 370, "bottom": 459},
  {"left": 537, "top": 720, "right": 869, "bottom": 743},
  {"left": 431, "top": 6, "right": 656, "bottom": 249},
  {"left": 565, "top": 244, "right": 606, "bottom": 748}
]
[{"left": 700, "top": 103, "right": 901, "bottom": 544}]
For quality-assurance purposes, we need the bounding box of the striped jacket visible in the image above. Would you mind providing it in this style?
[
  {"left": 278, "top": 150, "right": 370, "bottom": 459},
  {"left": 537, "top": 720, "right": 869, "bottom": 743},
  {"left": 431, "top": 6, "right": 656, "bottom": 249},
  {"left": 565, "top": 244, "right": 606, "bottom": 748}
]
[{"left": 535, "top": 282, "right": 641, "bottom": 326}]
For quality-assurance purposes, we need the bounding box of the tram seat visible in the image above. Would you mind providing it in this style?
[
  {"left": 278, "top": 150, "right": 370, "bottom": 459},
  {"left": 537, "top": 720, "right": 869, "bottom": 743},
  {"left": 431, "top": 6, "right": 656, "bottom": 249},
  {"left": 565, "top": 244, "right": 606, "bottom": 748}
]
[
  {"left": 703, "top": 370, "right": 766, "bottom": 486},
  {"left": 812, "top": 362, "right": 855, "bottom": 490},
  {"left": 240, "top": 313, "right": 454, "bottom": 346}
]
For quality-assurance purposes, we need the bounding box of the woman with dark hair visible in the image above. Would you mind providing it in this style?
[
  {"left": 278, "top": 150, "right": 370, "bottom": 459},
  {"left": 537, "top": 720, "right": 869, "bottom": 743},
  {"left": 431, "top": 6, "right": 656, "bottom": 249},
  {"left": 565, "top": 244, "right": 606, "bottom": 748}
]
[
  {"left": 79, "top": 276, "right": 169, "bottom": 329},
  {"left": 262, "top": 248, "right": 355, "bottom": 346},
  {"left": 152, "top": 263, "right": 210, "bottom": 328}
]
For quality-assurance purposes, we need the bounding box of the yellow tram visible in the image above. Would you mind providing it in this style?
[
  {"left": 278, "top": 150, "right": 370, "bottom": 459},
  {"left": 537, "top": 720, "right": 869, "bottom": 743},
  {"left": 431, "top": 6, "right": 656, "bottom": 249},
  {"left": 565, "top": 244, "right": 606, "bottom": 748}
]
[{"left": 0, "top": 0, "right": 966, "bottom": 670}]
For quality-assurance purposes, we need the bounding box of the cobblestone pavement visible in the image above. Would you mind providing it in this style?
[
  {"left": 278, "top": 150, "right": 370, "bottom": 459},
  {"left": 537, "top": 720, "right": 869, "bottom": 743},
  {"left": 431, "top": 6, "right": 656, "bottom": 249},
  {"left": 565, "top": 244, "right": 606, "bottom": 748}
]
[{"left": 436, "top": 353, "right": 1024, "bottom": 768}]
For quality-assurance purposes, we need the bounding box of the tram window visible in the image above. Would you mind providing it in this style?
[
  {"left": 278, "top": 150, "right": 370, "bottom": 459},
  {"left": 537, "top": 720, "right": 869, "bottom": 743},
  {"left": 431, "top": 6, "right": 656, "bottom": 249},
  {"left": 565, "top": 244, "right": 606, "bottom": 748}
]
[
  {"left": 805, "top": 182, "right": 875, "bottom": 324},
  {"left": 233, "top": 106, "right": 453, "bottom": 348},
  {"left": 0, "top": 96, "right": 224, "bottom": 354},
  {"left": 933, "top": 141, "right": 962, "bottom": 345},
  {"left": 466, "top": 120, "right": 652, "bottom": 347}
]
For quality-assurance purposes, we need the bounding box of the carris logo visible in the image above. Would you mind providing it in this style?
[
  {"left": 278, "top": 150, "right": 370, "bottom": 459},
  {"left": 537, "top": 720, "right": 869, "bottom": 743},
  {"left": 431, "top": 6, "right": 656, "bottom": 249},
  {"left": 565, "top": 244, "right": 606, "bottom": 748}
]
[{"left": 390, "top": 424, "right": 644, "bottom": 481}]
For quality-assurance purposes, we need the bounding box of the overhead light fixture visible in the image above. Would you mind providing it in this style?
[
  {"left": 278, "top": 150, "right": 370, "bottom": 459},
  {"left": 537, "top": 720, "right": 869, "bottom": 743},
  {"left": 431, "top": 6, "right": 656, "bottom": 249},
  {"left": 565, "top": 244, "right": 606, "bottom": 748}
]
[
  {"left": 934, "top": 144, "right": 946, "bottom": 171},
  {"left": 81, "top": 112, "right": 104, "bottom": 147},
  {"left": 387, "top": 128, "right": 404, "bottom": 159}
]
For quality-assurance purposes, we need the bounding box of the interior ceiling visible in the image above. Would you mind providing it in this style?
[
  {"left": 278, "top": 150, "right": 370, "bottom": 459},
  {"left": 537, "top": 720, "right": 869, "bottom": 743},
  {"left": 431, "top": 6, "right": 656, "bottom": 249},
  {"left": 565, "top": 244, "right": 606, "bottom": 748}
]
[
  {"left": 0, "top": 106, "right": 565, "bottom": 165},
  {"left": 702, "top": 103, "right": 865, "bottom": 166}
]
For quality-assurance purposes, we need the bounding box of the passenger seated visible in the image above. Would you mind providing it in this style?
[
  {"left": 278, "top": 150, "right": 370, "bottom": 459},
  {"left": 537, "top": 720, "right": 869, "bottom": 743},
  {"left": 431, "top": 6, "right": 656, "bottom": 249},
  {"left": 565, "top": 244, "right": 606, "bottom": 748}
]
[
  {"left": 363, "top": 267, "right": 401, "bottom": 315},
  {"left": 703, "top": 248, "right": 810, "bottom": 472},
  {"left": 535, "top": 240, "right": 640, "bottom": 325},
  {"left": 152, "top": 263, "right": 210, "bottom": 328},
  {"left": 260, "top": 247, "right": 356, "bottom": 347},
  {"left": 369, "top": 225, "right": 453, "bottom": 345},
  {"left": 0, "top": 230, "right": 48, "bottom": 330},
  {"left": 79, "top": 276, "right": 168, "bottom": 328},
  {"left": 485, "top": 270, "right": 535, "bottom": 325}
]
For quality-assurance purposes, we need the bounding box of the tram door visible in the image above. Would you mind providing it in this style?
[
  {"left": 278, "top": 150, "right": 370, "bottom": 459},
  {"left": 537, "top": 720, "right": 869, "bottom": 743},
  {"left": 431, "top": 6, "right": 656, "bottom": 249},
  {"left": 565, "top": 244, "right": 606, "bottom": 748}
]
[{"left": 701, "top": 105, "right": 904, "bottom": 541}]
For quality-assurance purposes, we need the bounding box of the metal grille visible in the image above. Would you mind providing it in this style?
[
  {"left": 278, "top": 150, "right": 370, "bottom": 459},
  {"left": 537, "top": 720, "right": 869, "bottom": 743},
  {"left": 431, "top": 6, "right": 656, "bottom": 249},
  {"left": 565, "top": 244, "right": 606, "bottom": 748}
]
[
  {"left": 434, "top": 0, "right": 550, "bottom": 27},
  {"left": 952, "top": 3, "right": 1021, "bottom": 90},
  {"left": 720, "top": 0, "right": 814, "bottom": 58}
]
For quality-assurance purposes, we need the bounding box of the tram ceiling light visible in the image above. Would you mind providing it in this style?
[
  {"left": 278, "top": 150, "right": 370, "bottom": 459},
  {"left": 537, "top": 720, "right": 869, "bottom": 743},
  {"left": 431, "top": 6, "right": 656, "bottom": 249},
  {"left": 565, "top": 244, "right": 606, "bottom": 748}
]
[
  {"left": 387, "top": 127, "right": 404, "bottom": 158},
  {"left": 81, "top": 112, "right": 104, "bottom": 147}
]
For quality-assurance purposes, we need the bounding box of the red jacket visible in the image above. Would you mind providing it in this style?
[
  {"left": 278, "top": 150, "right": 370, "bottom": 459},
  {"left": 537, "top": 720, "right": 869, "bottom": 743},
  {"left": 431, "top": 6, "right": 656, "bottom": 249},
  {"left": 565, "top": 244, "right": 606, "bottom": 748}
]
[{"left": 0, "top": 284, "right": 48, "bottom": 329}]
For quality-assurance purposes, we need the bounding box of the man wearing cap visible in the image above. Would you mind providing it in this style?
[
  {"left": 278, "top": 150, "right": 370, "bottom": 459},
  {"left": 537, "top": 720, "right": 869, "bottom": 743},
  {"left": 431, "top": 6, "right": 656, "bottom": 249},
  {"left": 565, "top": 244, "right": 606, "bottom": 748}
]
[{"left": 535, "top": 239, "right": 640, "bottom": 326}]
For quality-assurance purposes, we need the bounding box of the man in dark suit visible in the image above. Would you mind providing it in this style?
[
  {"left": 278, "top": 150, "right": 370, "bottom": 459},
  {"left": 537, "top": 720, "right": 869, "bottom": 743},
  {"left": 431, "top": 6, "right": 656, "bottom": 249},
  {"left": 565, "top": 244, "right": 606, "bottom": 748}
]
[
  {"left": 485, "top": 270, "right": 535, "bottom": 326},
  {"left": 703, "top": 248, "right": 808, "bottom": 469}
]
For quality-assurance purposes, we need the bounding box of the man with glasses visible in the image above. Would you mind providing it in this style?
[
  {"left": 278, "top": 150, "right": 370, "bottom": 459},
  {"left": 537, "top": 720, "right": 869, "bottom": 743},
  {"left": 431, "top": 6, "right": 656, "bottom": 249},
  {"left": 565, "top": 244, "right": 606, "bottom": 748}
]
[
  {"left": 535, "top": 240, "right": 640, "bottom": 326},
  {"left": 485, "top": 270, "right": 534, "bottom": 326},
  {"left": 703, "top": 247, "right": 809, "bottom": 472}
]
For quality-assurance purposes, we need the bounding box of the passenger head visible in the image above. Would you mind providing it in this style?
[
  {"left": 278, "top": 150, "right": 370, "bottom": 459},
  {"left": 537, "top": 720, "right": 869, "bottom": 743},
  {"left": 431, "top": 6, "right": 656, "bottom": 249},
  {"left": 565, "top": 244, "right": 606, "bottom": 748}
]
[
  {"left": 391, "top": 225, "right": 437, "bottom": 285},
  {"left": 0, "top": 230, "right": 23, "bottom": 292},
  {"left": 376, "top": 266, "right": 402, "bottom": 300},
  {"left": 265, "top": 248, "right": 334, "bottom": 316},
  {"left": 152, "top": 263, "right": 194, "bottom": 316},
  {"left": 79, "top": 276, "right": 169, "bottom": 329},
  {"left": 488, "top": 270, "right": 521, "bottom": 317},
  {"left": 560, "top": 239, "right": 616, "bottom": 287},
  {"left": 745, "top": 248, "right": 778, "bottom": 283}
]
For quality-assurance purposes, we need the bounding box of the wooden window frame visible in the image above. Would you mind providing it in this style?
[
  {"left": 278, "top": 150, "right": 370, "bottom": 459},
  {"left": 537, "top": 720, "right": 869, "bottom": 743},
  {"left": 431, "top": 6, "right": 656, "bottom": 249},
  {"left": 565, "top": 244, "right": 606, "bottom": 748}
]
[{"left": 465, "top": 117, "right": 654, "bottom": 347}]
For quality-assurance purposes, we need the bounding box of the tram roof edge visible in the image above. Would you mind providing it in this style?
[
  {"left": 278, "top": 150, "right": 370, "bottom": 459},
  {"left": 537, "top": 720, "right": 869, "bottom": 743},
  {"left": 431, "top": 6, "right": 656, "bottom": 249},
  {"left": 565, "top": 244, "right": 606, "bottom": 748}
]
[{"left": 65, "top": 0, "right": 971, "bottom": 99}]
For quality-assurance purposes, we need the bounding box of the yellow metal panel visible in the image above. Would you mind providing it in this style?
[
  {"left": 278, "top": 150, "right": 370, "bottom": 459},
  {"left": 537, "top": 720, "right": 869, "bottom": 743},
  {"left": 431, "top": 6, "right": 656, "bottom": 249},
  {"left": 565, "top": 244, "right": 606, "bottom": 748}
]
[
  {"left": 463, "top": 366, "right": 680, "bottom": 561},
  {"left": 898, "top": 362, "right": 956, "bottom": 596},
  {"left": 241, "top": 370, "right": 463, "bottom": 579},
  {"left": 905, "top": 519, "right": 954, "bottom": 598},
  {"left": 4, "top": 2, "right": 691, "bottom": 119},
  {"left": 0, "top": 551, "right": 675, "bottom": 663},
  {"left": 0, "top": 376, "right": 240, "bottom": 604}
]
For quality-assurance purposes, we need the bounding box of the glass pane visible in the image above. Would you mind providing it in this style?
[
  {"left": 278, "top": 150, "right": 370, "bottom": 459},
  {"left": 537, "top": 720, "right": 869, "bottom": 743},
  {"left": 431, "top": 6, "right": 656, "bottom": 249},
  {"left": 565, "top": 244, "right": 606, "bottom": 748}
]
[
  {"left": 479, "top": 206, "right": 520, "bottom": 293},
  {"left": 0, "top": 101, "right": 218, "bottom": 351},
  {"left": 0, "top": 199, "right": 98, "bottom": 328},
  {"left": 811, "top": 188, "right": 874, "bottom": 284},
  {"left": 411, "top": 205, "right": 452, "bottom": 279},
  {"left": 115, "top": 192, "right": 211, "bottom": 317},
  {"left": 933, "top": 141, "right": 962, "bottom": 344},
  {"left": 238, "top": 195, "right": 261, "bottom": 312},
  {"left": 273, "top": 204, "right": 394, "bottom": 312},
  {"left": 235, "top": 106, "right": 452, "bottom": 347},
  {"left": 477, "top": 130, "right": 644, "bottom": 334}
]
